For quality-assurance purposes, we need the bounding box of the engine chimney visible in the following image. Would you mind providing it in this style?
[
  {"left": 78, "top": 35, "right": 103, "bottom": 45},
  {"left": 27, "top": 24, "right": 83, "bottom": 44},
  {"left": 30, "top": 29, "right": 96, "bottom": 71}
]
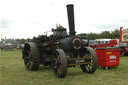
[{"left": 67, "top": 4, "right": 76, "bottom": 35}]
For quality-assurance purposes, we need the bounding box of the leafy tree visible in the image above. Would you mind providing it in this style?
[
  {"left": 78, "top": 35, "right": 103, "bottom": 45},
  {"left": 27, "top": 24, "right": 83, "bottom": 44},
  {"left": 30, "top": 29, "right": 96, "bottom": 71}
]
[
  {"left": 111, "top": 29, "right": 120, "bottom": 39},
  {"left": 77, "top": 29, "right": 120, "bottom": 39}
]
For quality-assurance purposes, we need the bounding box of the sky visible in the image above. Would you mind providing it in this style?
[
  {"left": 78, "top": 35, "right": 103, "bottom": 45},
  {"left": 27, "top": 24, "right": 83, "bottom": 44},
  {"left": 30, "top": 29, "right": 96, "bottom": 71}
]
[{"left": 0, "top": 0, "right": 128, "bottom": 39}]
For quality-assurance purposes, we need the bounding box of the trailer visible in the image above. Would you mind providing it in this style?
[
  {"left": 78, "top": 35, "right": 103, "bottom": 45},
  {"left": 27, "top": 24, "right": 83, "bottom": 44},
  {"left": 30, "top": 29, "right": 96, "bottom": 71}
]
[{"left": 119, "top": 27, "right": 128, "bottom": 56}]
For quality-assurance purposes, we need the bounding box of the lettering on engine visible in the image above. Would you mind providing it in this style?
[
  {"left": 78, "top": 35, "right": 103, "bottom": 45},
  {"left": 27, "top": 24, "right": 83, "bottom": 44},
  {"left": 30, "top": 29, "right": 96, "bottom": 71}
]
[{"left": 75, "top": 60, "right": 85, "bottom": 63}]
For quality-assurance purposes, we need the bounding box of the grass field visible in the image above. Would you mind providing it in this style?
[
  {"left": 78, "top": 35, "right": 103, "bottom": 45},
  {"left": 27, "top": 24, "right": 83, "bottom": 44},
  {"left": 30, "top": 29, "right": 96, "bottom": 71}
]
[{"left": 0, "top": 50, "right": 128, "bottom": 85}]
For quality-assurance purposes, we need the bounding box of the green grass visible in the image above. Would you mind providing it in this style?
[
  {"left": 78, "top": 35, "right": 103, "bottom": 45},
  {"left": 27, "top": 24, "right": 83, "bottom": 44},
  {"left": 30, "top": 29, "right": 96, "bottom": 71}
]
[{"left": 0, "top": 50, "right": 128, "bottom": 85}]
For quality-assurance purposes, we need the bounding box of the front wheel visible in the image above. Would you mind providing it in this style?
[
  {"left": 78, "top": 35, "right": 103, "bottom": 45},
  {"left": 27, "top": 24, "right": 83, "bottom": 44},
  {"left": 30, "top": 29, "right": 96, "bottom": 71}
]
[
  {"left": 52, "top": 49, "right": 67, "bottom": 78},
  {"left": 80, "top": 47, "right": 97, "bottom": 73}
]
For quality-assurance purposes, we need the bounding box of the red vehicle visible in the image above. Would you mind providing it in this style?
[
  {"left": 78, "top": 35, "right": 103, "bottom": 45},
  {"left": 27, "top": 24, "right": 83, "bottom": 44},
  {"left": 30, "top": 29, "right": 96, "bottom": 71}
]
[
  {"left": 89, "top": 39, "right": 117, "bottom": 49},
  {"left": 119, "top": 27, "right": 128, "bottom": 56}
]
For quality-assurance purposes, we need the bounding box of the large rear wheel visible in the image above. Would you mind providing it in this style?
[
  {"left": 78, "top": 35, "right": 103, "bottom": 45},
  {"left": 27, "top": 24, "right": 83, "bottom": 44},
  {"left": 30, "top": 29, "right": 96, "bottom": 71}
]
[
  {"left": 52, "top": 49, "right": 67, "bottom": 78},
  {"left": 120, "top": 48, "right": 125, "bottom": 56},
  {"left": 80, "top": 47, "right": 97, "bottom": 73},
  {"left": 22, "top": 43, "right": 40, "bottom": 71}
]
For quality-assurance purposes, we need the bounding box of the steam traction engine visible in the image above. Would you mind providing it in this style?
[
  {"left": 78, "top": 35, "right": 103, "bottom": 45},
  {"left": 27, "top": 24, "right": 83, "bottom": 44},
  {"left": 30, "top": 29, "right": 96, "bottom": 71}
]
[{"left": 22, "top": 4, "right": 97, "bottom": 78}]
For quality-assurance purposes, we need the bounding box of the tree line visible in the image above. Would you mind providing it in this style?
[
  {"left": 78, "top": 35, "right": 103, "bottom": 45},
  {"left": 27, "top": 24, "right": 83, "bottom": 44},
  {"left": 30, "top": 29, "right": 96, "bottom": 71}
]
[{"left": 77, "top": 29, "right": 120, "bottom": 40}]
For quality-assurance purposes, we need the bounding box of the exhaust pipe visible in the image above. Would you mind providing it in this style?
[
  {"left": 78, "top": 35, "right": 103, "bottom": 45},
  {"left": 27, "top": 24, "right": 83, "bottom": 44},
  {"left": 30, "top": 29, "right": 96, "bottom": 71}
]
[{"left": 67, "top": 4, "right": 76, "bottom": 35}]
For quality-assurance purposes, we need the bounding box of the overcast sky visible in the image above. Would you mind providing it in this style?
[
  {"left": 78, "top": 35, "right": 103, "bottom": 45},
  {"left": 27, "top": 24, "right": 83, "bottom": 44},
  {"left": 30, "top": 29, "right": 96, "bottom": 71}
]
[{"left": 0, "top": 0, "right": 128, "bottom": 39}]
